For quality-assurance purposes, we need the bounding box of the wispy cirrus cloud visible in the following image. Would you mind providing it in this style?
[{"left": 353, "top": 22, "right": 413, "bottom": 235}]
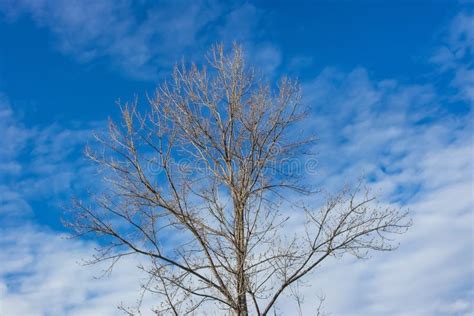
[
  {"left": 0, "top": 94, "right": 30, "bottom": 176},
  {"left": 0, "top": 95, "right": 99, "bottom": 221},
  {"left": 431, "top": 12, "right": 474, "bottom": 103},
  {"left": 275, "top": 66, "right": 473, "bottom": 315},
  {"left": 0, "top": 96, "right": 33, "bottom": 219},
  {"left": 0, "top": 225, "right": 157, "bottom": 316},
  {"left": 0, "top": 9, "right": 472, "bottom": 316},
  {"left": 0, "top": 95, "right": 156, "bottom": 315},
  {"left": 1, "top": 62, "right": 471, "bottom": 315},
  {"left": 0, "top": 0, "right": 281, "bottom": 80},
  {"left": 286, "top": 17, "right": 474, "bottom": 312}
]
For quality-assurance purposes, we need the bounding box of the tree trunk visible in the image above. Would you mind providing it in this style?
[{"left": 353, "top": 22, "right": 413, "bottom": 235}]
[{"left": 235, "top": 201, "right": 248, "bottom": 315}]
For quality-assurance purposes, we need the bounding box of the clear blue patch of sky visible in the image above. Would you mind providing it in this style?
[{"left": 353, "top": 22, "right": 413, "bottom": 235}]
[
  {"left": 0, "top": 16, "right": 154, "bottom": 125},
  {"left": 260, "top": 1, "right": 461, "bottom": 78}
]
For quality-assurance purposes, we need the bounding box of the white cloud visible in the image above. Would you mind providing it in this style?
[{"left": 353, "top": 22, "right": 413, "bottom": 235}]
[
  {"left": 0, "top": 97, "right": 33, "bottom": 220},
  {"left": 0, "top": 95, "right": 158, "bottom": 315},
  {"left": 0, "top": 9, "right": 472, "bottom": 316},
  {"left": 0, "top": 0, "right": 281, "bottom": 80},
  {"left": 1, "top": 66, "right": 472, "bottom": 315},
  {"left": 431, "top": 12, "right": 474, "bottom": 103},
  {"left": 0, "top": 225, "right": 156, "bottom": 316},
  {"left": 0, "top": 94, "right": 30, "bottom": 176},
  {"left": 273, "top": 59, "right": 473, "bottom": 316},
  {"left": 0, "top": 0, "right": 218, "bottom": 79},
  {"left": 0, "top": 95, "right": 99, "bottom": 221}
]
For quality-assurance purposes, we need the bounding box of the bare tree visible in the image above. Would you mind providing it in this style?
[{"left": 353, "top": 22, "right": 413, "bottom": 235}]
[{"left": 69, "top": 44, "right": 411, "bottom": 315}]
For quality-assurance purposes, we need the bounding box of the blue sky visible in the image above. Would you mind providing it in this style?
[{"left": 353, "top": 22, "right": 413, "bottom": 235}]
[{"left": 0, "top": 1, "right": 473, "bottom": 315}]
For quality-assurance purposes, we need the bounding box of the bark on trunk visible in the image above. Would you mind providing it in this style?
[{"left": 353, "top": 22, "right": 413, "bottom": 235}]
[{"left": 235, "top": 201, "right": 248, "bottom": 316}]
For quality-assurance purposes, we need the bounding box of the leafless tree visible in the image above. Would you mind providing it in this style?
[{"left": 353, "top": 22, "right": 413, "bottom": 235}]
[{"left": 69, "top": 44, "right": 411, "bottom": 315}]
